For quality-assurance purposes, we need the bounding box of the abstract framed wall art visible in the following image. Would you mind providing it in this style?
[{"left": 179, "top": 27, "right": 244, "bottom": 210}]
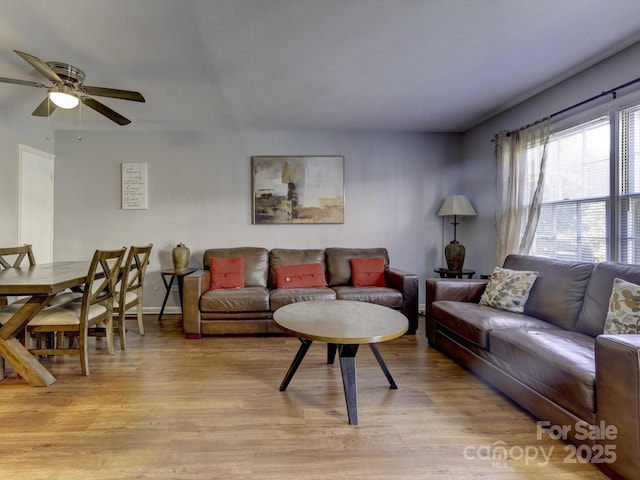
[{"left": 252, "top": 155, "right": 345, "bottom": 224}]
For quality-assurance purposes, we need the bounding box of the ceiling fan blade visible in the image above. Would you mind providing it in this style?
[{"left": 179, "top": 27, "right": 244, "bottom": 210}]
[
  {"left": 14, "top": 50, "right": 63, "bottom": 85},
  {"left": 81, "top": 96, "right": 131, "bottom": 125},
  {"left": 82, "top": 85, "right": 145, "bottom": 102},
  {"left": 32, "top": 97, "right": 56, "bottom": 117},
  {"left": 0, "top": 76, "right": 46, "bottom": 88}
]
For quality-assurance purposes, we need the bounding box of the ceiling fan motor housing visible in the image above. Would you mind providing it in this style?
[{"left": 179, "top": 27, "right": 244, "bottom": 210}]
[{"left": 45, "top": 61, "right": 85, "bottom": 87}]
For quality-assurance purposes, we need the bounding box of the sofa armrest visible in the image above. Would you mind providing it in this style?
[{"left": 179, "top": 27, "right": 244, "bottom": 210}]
[
  {"left": 182, "top": 270, "right": 210, "bottom": 339},
  {"left": 425, "top": 278, "right": 487, "bottom": 344},
  {"left": 385, "top": 267, "right": 419, "bottom": 334},
  {"left": 595, "top": 334, "right": 640, "bottom": 480}
]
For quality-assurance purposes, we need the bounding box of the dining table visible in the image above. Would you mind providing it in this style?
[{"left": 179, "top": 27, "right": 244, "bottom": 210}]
[{"left": 0, "top": 261, "right": 91, "bottom": 386}]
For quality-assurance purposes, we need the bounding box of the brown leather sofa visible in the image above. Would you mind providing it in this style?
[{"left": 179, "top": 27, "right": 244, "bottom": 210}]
[
  {"left": 426, "top": 254, "right": 640, "bottom": 480},
  {"left": 183, "top": 247, "right": 418, "bottom": 337}
]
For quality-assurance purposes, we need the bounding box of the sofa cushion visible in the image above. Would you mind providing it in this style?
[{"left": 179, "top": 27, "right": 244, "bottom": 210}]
[
  {"left": 200, "top": 286, "right": 270, "bottom": 313},
  {"left": 210, "top": 257, "right": 245, "bottom": 289},
  {"left": 270, "top": 288, "right": 336, "bottom": 311},
  {"left": 503, "top": 254, "right": 594, "bottom": 331},
  {"left": 325, "top": 247, "right": 389, "bottom": 286},
  {"left": 479, "top": 266, "right": 538, "bottom": 313},
  {"left": 489, "top": 328, "right": 596, "bottom": 420},
  {"left": 269, "top": 249, "right": 326, "bottom": 289},
  {"left": 431, "top": 300, "right": 556, "bottom": 349},
  {"left": 350, "top": 257, "right": 387, "bottom": 287},
  {"left": 603, "top": 278, "right": 640, "bottom": 334},
  {"left": 576, "top": 261, "right": 640, "bottom": 337},
  {"left": 274, "top": 263, "right": 327, "bottom": 289},
  {"left": 332, "top": 285, "right": 402, "bottom": 309},
  {"left": 203, "top": 247, "right": 269, "bottom": 288}
]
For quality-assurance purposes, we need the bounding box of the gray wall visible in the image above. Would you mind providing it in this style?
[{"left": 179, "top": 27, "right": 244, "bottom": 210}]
[
  {"left": 0, "top": 113, "right": 51, "bottom": 245},
  {"left": 52, "top": 129, "right": 460, "bottom": 311},
  {"left": 461, "top": 41, "right": 640, "bottom": 275}
]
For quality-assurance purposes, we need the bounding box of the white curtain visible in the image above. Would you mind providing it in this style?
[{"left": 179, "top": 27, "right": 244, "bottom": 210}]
[{"left": 493, "top": 119, "right": 550, "bottom": 266}]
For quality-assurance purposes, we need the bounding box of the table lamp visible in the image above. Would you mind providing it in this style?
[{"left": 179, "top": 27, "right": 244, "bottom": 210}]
[{"left": 437, "top": 195, "right": 477, "bottom": 271}]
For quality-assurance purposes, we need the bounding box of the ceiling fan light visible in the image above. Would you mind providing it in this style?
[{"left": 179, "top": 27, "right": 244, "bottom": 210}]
[{"left": 49, "top": 90, "right": 79, "bottom": 109}]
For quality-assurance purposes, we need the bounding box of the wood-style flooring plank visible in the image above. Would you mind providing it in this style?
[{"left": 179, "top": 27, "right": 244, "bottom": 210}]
[{"left": 0, "top": 315, "right": 609, "bottom": 479}]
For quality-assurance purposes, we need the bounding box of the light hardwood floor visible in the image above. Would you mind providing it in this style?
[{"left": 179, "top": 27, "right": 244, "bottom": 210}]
[{"left": 0, "top": 315, "right": 609, "bottom": 479}]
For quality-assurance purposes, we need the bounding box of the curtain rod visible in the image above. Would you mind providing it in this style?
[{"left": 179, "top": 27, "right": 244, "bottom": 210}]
[{"left": 506, "top": 75, "right": 640, "bottom": 136}]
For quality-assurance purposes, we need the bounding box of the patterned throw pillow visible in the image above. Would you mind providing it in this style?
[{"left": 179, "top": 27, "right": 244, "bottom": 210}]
[
  {"left": 604, "top": 278, "right": 640, "bottom": 334},
  {"left": 479, "top": 266, "right": 539, "bottom": 313}
]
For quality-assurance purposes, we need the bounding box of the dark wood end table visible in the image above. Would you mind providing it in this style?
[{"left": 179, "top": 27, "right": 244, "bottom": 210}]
[
  {"left": 434, "top": 268, "right": 475, "bottom": 279},
  {"left": 158, "top": 268, "right": 196, "bottom": 321}
]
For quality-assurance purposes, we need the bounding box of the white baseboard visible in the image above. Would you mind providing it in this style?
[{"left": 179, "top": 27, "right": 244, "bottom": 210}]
[
  {"left": 142, "top": 306, "right": 182, "bottom": 315},
  {"left": 142, "top": 305, "right": 428, "bottom": 316}
]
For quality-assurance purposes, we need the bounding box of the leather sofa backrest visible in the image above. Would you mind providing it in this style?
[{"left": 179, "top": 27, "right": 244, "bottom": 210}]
[
  {"left": 325, "top": 247, "right": 390, "bottom": 286},
  {"left": 203, "top": 247, "right": 269, "bottom": 288},
  {"left": 268, "top": 249, "right": 326, "bottom": 289},
  {"left": 575, "top": 261, "right": 640, "bottom": 337},
  {"left": 503, "top": 254, "right": 594, "bottom": 331}
]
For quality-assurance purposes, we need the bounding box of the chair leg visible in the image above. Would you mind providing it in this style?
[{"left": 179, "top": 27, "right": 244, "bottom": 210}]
[
  {"left": 105, "top": 316, "right": 115, "bottom": 355},
  {"left": 117, "top": 312, "right": 126, "bottom": 351},
  {"left": 137, "top": 303, "right": 144, "bottom": 336},
  {"left": 79, "top": 328, "right": 89, "bottom": 376}
]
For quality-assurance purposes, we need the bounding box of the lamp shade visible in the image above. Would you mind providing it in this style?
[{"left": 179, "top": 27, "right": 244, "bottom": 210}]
[{"left": 437, "top": 195, "right": 477, "bottom": 217}]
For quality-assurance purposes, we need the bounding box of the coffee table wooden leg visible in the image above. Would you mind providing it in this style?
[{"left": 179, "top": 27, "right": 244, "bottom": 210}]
[
  {"left": 338, "top": 344, "right": 359, "bottom": 425},
  {"left": 279, "top": 338, "right": 313, "bottom": 391},
  {"left": 369, "top": 343, "right": 398, "bottom": 389}
]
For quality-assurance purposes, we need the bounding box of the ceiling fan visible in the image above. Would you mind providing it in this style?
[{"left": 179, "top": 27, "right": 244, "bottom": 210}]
[{"left": 0, "top": 50, "right": 145, "bottom": 125}]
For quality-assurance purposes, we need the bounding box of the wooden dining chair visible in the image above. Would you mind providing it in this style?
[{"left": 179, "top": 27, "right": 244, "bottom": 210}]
[
  {"left": 25, "top": 247, "right": 126, "bottom": 376},
  {"left": 0, "top": 245, "right": 36, "bottom": 307},
  {"left": 0, "top": 245, "right": 36, "bottom": 378},
  {"left": 0, "top": 244, "right": 36, "bottom": 270},
  {"left": 112, "top": 244, "right": 153, "bottom": 348}
]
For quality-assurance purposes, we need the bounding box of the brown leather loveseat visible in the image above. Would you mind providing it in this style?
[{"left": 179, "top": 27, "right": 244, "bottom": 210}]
[
  {"left": 183, "top": 247, "right": 418, "bottom": 337},
  {"left": 426, "top": 254, "right": 640, "bottom": 480}
]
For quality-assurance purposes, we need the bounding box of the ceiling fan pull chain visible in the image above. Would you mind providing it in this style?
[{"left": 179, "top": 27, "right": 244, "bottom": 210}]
[
  {"left": 46, "top": 96, "right": 51, "bottom": 141},
  {"left": 78, "top": 100, "right": 82, "bottom": 141}
]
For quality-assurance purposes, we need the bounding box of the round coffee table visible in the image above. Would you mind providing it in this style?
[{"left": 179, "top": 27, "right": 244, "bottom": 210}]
[{"left": 273, "top": 300, "right": 408, "bottom": 425}]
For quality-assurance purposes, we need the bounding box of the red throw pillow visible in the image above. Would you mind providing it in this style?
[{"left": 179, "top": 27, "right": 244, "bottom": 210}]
[
  {"left": 350, "top": 257, "right": 387, "bottom": 287},
  {"left": 210, "top": 257, "right": 245, "bottom": 289},
  {"left": 275, "top": 263, "right": 327, "bottom": 289}
]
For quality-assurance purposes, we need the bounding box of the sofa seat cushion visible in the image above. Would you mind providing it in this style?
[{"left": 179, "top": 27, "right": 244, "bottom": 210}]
[
  {"left": 432, "top": 301, "right": 556, "bottom": 349},
  {"left": 331, "top": 286, "right": 403, "bottom": 309},
  {"left": 270, "top": 288, "right": 336, "bottom": 311},
  {"left": 200, "top": 287, "right": 270, "bottom": 313},
  {"left": 489, "top": 328, "right": 596, "bottom": 419}
]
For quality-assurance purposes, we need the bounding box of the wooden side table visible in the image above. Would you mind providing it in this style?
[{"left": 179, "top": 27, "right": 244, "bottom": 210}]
[
  {"left": 434, "top": 268, "right": 475, "bottom": 279},
  {"left": 158, "top": 268, "right": 196, "bottom": 321}
]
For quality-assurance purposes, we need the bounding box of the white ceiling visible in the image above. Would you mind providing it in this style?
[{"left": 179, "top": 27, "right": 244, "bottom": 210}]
[{"left": 0, "top": 0, "right": 639, "bottom": 133}]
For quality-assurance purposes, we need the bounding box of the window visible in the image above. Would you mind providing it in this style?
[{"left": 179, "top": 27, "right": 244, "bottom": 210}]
[
  {"left": 529, "top": 117, "right": 610, "bottom": 262},
  {"left": 619, "top": 104, "right": 640, "bottom": 263},
  {"left": 527, "top": 99, "right": 640, "bottom": 264}
]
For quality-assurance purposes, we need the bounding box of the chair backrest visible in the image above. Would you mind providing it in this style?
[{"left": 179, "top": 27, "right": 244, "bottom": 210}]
[
  {"left": 0, "top": 245, "right": 36, "bottom": 270},
  {"left": 118, "top": 244, "right": 153, "bottom": 306},
  {"left": 80, "top": 248, "right": 127, "bottom": 319}
]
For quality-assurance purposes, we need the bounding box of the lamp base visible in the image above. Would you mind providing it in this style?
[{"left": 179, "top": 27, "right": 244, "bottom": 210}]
[{"left": 444, "top": 241, "right": 466, "bottom": 272}]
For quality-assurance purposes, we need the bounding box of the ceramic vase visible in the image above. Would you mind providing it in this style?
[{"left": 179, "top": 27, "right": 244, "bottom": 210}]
[
  {"left": 444, "top": 241, "right": 465, "bottom": 272},
  {"left": 172, "top": 243, "right": 190, "bottom": 270}
]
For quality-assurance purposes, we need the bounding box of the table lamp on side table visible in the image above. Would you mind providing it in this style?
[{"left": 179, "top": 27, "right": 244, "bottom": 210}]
[{"left": 437, "top": 195, "right": 477, "bottom": 272}]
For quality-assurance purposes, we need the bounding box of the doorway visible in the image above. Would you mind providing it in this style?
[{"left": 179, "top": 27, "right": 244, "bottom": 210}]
[{"left": 18, "top": 144, "right": 54, "bottom": 264}]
